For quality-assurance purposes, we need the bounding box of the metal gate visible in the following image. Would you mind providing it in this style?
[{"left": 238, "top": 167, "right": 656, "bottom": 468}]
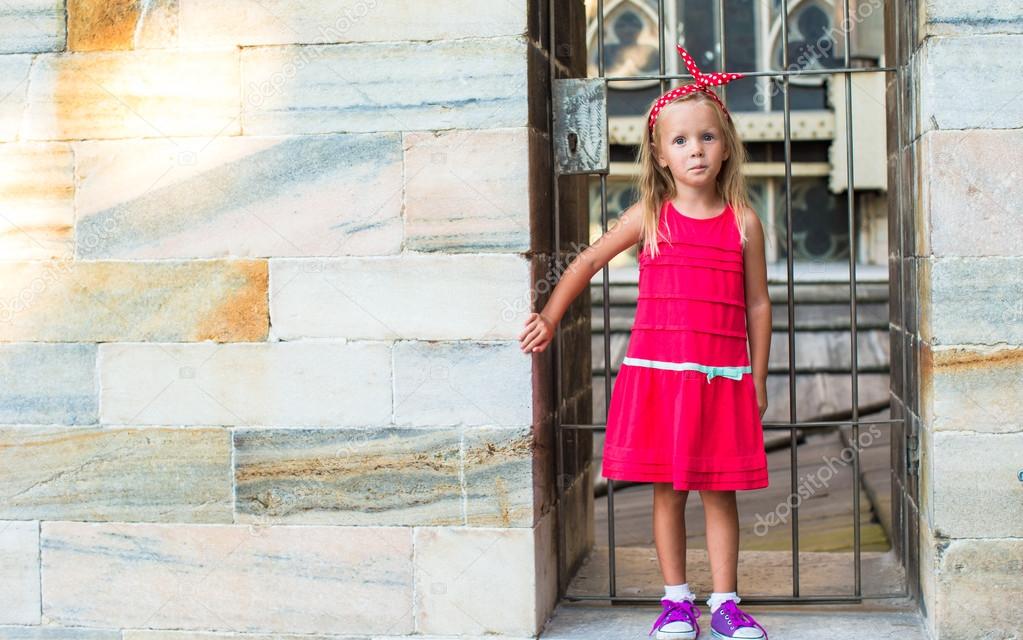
[{"left": 546, "top": 0, "right": 920, "bottom": 606}]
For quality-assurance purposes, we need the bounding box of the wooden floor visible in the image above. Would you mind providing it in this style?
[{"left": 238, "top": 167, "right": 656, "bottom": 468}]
[
  {"left": 594, "top": 424, "right": 892, "bottom": 551},
  {"left": 572, "top": 411, "right": 903, "bottom": 599}
]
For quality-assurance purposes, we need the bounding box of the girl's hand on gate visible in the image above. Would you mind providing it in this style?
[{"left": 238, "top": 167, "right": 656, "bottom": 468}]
[
  {"left": 520, "top": 312, "right": 554, "bottom": 353},
  {"left": 755, "top": 377, "right": 768, "bottom": 419}
]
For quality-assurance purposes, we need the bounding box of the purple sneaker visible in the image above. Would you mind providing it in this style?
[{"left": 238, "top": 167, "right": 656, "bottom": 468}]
[
  {"left": 649, "top": 598, "right": 701, "bottom": 640},
  {"left": 710, "top": 599, "right": 768, "bottom": 639}
]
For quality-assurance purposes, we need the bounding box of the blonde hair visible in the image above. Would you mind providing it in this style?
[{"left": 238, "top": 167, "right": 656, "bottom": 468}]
[{"left": 634, "top": 91, "right": 752, "bottom": 259}]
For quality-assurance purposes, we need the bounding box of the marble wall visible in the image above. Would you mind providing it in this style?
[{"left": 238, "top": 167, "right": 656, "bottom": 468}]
[
  {"left": 888, "top": 0, "right": 1023, "bottom": 638},
  {"left": 0, "top": 0, "right": 582, "bottom": 636}
]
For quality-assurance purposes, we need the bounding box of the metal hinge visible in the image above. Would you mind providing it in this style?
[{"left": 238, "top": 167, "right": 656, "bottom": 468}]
[
  {"left": 552, "top": 78, "right": 609, "bottom": 176},
  {"left": 906, "top": 417, "right": 919, "bottom": 477}
]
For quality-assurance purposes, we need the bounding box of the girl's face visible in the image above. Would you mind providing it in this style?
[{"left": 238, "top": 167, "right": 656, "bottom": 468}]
[{"left": 652, "top": 99, "right": 730, "bottom": 190}]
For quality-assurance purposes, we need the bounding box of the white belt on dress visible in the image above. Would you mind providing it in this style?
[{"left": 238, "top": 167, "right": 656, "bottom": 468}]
[{"left": 621, "top": 356, "right": 751, "bottom": 383}]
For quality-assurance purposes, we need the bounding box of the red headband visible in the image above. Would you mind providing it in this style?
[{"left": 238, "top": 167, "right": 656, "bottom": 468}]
[{"left": 648, "top": 44, "right": 746, "bottom": 133}]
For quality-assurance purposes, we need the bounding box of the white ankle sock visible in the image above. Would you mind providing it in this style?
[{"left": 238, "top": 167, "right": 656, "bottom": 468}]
[
  {"left": 664, "top": 582, "right": 696, "bottom": 602},
  {"left": 707, "top": 591, "right": 740, "bottom": 613}
]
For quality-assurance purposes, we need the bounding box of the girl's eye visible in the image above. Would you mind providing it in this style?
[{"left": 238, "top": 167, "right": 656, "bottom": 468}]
[
  {"left": 674, "top": 137, "right": 685, "bottom": 144},
  {"left": 704, "top": 134, "right": 715, "bottom": 141}
]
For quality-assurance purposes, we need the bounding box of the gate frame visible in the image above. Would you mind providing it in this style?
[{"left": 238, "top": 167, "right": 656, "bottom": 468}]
[{"left": 546, "top": 0, "right": 920, "bottom": 606}]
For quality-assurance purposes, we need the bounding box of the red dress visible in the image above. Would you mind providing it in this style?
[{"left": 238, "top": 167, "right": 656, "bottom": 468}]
[{"left": 601, "top": 199, "right": 769, "bottom": 491}]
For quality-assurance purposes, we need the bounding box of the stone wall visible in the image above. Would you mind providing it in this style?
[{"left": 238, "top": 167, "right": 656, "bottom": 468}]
[
  {"left": 0, "top": 1, "right": 579, "bottom": 636},
  {"left": 889, "top": 1, "right": 1023, "bottom": 638}
]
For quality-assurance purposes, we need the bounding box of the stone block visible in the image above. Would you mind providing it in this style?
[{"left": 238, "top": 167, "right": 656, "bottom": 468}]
[
  {"left": 0, "top": 521, "right": 39, "bottom": 624},
  {"left": 920, "top": 256, "right": 1023, "bottom": 345},
  {"left": 923, "top": 0, "right": 1023, "bottom": 36},
  {"left": 928, "top": 430, "right": 1023, "bottom": 539},
  {"left": 67, "top": 0, "right": 176, "bottom": 50},
  {"left": 920, "top": 35, "right": 1023, "bottom": 132},
  {"left": 0, "top": 343, "right": 96, "bottom": 424},
  {"left": 269, "top": 254, "right": 530, "bottom": 340},
  {"left": 414, "top": 526, "right": 537, "bottom": 636},
  {"left": 393, "top": 340, "right": 531, "bottom": 427},
  {"left": 74, "top": 133, "right": 402, "bottom": 258},
  {"left": 0, "top": 426, "right": 231, "bottom": 522},
  {"left": 41, "top": 521, "right": 414, "bottom": 634},
  {"left": 404, "top": 127, "right": 530, "bottom": 252},
  {"left": 0, "top": 260, "right": 267, "bottom": 342},
  {"left": 0, "top": 55, "right": 33, "bottom": 141},
  {"left": 928, "top": 536, "right": 1023, "bottom": 639},
  {"left": 0, "top": 142, "right": 74, "bottom": 259},
  {"left": 234, "top": 427, "right": 463, "bottom": 526},
  {"left": 464, "top": 426, "right": 534, "bottom": 527},
  {"left": 25, "top": 50, "right": 239, "bottom": 140},
  {"left": 0, "top": 628, "right": 120, "bottom": 638},
  {"left": 921, "top": 129, "right": 1023, "bottom": 257},
  {"left": 241, "top": 37, "right": 528, "bottom": 135},
  {"left": 0, "top": 1, "right": 66, "bottom": 53},
  {"left": 178, "top": 0, "right": 525, "bottom": 46},
  {"left": 99, "top": 341, "right": 390, "bottom": 427},
  {"left": 924, "top": 343, "right": 1023, "bottom": 433}
]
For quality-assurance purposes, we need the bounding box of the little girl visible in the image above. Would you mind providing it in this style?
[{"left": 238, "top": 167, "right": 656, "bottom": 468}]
[{"left": 519, "top": 45, "right": 771, "bottom": 640}]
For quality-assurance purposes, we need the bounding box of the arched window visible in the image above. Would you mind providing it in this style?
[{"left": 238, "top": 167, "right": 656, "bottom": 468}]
[
  {"left": 768, "top": 0, "right": 840, "bottom": 110},
  {"left": 587, "top": 0, "right": 661, "bottom": 87}
]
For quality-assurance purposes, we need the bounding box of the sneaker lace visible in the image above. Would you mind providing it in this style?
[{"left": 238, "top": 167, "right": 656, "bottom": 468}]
[
  {"left": 648, "top": 599, "right": 701, "bottom": 637},
  {"left": 720, "top": 600, "right": 768, "bottom": 640}
]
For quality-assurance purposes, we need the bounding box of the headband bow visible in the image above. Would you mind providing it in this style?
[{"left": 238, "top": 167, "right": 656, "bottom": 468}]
[{"left": 647, "top": 44, "right": 746, "bottom": 134}]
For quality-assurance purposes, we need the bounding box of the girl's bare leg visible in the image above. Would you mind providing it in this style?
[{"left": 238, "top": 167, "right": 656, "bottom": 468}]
[
  {"left": 700, "top": 489, "right": 739, "bottom": 592},
  {"left": 653, "top": 482, "right": 689, "bottom": 584}
]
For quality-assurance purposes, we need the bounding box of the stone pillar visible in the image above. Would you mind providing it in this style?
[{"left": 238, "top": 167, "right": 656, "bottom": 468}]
[
  {"left": 889, "top": 1, "right": 1023, "bottom": 638},
  {"left": 0, "top": 1, "right": 572, "bottom": 636}
]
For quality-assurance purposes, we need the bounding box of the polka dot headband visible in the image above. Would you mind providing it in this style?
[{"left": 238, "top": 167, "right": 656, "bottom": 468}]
[{"left": 648, "top": 44, "right": 746, "bottom": 134}]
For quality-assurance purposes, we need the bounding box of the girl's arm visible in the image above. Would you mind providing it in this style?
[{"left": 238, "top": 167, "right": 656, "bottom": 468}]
[
  {"left": 519, "top": 203, "right": 645, "bottom": 353},
  {"left": 741, "top": 207, "right": 771, "bottom": 417}
]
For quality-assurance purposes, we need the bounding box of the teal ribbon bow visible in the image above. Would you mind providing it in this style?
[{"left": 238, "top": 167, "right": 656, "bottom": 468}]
[{"left": 702, "top": 366, "right": 749, "bottom": 383}]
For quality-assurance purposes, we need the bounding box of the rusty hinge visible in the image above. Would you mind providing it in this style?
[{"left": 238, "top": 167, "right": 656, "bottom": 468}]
[
  {"left": 905, "top": 416, "right": 919, "bottom": 477},
  {"left": 553, "top": 78, "right": 609, "bottom": 176}
]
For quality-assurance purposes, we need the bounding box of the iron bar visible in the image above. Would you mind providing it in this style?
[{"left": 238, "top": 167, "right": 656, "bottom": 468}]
[{"left": 842, "top": 0, "right": 863, "bottom": 599}]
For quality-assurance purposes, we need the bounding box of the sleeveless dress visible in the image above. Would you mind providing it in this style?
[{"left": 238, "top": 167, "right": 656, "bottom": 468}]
[{"left": 601, "top": 199, "right": 769, "bottom": 491}]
